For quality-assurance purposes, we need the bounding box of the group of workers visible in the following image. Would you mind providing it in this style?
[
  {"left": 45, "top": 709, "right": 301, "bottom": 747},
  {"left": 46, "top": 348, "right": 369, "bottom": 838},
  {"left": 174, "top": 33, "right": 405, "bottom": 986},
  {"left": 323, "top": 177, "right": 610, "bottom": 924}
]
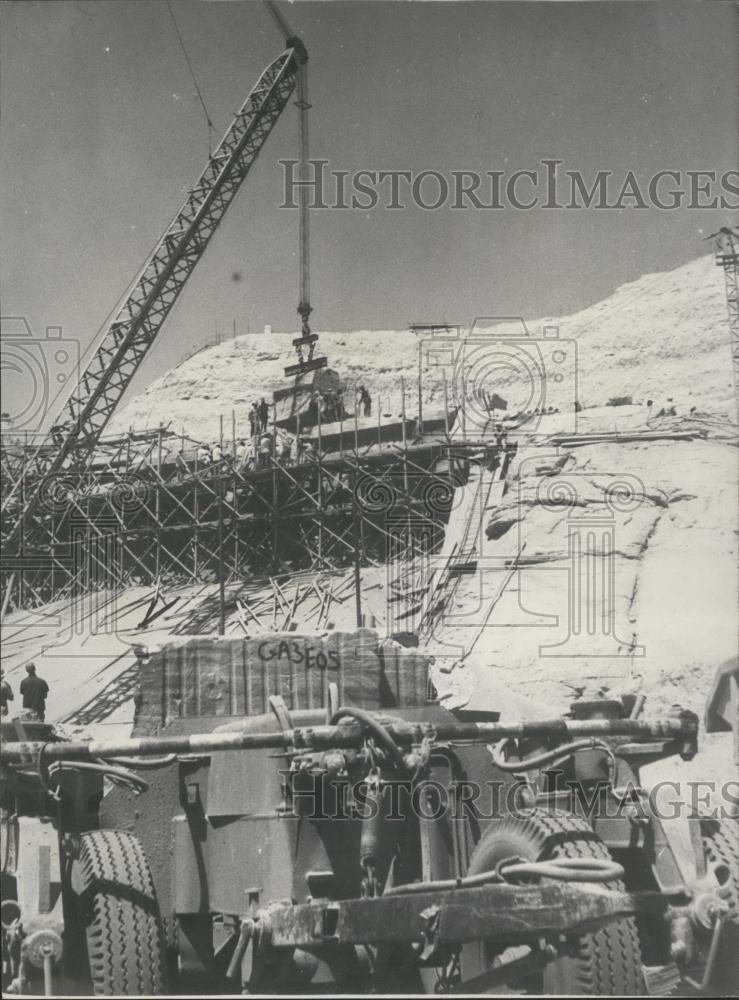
[
  {"left": 181, "top": 384, "right": 376, "bottom": 474},
  {"left": 248, "top": 399, "right": 271, "bottom": 437},
  {"left": 1, "top": 663, "right": 50, "bottom": 723},
  {"left": 313, "top": 385, "right": 373, "bottom": 424}
]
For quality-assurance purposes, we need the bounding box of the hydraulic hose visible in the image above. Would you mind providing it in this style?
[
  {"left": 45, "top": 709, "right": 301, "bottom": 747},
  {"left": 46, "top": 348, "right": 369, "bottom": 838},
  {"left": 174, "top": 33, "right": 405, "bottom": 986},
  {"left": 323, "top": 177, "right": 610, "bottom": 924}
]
[
  {"left": 383, "top": 869, "right": 504, "bottom": 896},
  {"left": 104, "top": 754, "right": 177, "bottom": 768},
  {"left": 329, "top": 706, "right": 406, "bottom": 771},
  {"left": 383, "top": 856, "right": 624, "bottom": 896},
  {"left": 48, "top": 760, "right": 149, "bottom": 793},
  {"left": 499, "top": 856, "right": 625, "bottom": 883},
  {"left": 489, "top": 737, "right": 615, "bottom": 773}
]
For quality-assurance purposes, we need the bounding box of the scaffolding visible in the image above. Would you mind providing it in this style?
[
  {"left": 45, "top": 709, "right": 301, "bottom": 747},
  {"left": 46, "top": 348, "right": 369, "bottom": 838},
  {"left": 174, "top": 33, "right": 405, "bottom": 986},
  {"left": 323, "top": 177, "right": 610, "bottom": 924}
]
[{"left": 1, "top": 391, "right": 510, "bottom": 618}]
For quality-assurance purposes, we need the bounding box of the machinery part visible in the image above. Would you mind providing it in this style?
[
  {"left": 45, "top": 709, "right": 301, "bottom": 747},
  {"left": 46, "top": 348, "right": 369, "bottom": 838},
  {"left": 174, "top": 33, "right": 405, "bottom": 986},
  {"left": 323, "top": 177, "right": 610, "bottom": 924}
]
[
  {"left": 76, "top": 830, "right": 167, "bottom": 995},
  {"left": 359, "top": 768, "right": 386, "bottom": 896},
  {"left": 23, "top": 929, "right": 63, "bottom": 968},
  {"left": 226, "top": 919, "right": 254, "bottom": 981},
  {"left": 329, "top": 706, "right": 407, "bottom": 771},
  {"left": 0, "top": 712, "right": 699, "bottom": 764},
  {"left": 105, "top": 755, "right": 177, "bottom": 768},
  {"left": 700, "top": 816, "right": 738, "bottom": 924},
  {"left": 0, "top": 901, "right": 21, "bottom": 931},
  {"left": 269, "top": 694, "right": 294, "bottom": 733},
  {"left": 382, "top": 857, "right": 623, "bottom": 899},
  {"left": 22, "top": 928, "right": 63, "bottom": 996},
  {"left": 691, "top": 816, "right": 739, "bottom": 991},
  {"left": 48, "top": 760, "right": 149, "bottom": 793},
  {"left": 326, "top": 681, "right": 340, "bottom": 723},
  {"left": 489, "top": 737, "right": 616, "bottom": 774},
  {"left": 384, "top": 869, "right": 503, "bottom": 897},
  {"left": 1, "top": 902, "right": 22, "bottom": 993},
  {"left": 464, "top": 810, "right": 644, "bottom": 995},
  {"left": 498, "top": 856, "right": 625, "bottom": 883},
  {"left": 249, "top": 880, "right": 674, "bottom": 952}
]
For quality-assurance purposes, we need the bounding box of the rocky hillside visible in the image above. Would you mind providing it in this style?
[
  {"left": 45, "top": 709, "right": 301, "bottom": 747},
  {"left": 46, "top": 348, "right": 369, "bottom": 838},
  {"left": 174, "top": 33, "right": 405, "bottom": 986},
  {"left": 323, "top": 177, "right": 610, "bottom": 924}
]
[{"left": 112, "top": 254, "right": 734, "bottom": 441}]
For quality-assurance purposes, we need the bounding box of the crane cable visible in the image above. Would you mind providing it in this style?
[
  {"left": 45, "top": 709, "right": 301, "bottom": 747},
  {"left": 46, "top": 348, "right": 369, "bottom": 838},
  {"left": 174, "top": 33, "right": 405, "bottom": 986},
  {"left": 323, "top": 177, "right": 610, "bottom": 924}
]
[{"left": 165, "top": 0, "right": 216, "bottom": 154}]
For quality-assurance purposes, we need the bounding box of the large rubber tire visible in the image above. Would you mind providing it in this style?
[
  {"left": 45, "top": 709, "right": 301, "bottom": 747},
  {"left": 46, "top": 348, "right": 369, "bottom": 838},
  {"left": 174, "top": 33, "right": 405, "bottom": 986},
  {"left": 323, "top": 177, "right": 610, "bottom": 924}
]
[
  {"left": 699, "top": 816, "right": 739, "bottom": 992},
  {"left": 77, "top": 830, "right": 168, "bottom": 996},
  {"left": 466, "top": 810, "right": 643, "bottom": 995}
]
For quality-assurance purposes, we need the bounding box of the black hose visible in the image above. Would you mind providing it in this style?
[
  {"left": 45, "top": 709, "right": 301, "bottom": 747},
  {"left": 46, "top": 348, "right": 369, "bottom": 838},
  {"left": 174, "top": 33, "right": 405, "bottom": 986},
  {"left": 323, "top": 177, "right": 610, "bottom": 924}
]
[
  {"left": 48, "top": 761, "right": 149, "bottom": 793},
  {"left": 384, "top": 869, "right": 503, "bottom": 896},
  {"left": 104, "top": 754, "right": 177, "bottom": 768},
  {"left": 383, "top": 857, "right": 624, "bottom": 895},
  {"left": 329, "top": 706, "right": 406, "bottom": 771},
  {"left": 500, "top": 857, "right": 625, "bottom": 882},
  {"left": 490, "top": 737, "right": 613, "bottom": 773}
]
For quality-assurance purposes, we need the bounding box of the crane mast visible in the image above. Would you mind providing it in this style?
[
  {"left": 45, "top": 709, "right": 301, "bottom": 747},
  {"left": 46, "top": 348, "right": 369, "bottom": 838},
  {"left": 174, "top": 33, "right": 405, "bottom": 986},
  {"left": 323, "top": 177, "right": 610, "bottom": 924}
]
[{"left": 1, "top": 40, "right": 306, "bottom": 555}]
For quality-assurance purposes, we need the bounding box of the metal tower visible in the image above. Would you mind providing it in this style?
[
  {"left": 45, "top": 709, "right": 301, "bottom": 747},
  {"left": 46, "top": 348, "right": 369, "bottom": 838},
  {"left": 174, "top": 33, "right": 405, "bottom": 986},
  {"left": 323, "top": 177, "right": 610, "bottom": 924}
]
[{"left": 714, "top": 225, "right": 739, "bottom": 422}]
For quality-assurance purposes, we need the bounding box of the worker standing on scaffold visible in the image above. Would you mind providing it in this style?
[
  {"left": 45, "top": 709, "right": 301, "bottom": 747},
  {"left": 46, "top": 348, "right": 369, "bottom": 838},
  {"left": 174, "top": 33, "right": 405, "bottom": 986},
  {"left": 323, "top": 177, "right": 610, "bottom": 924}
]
[
  {"left": 358, "top": 384, "right": 372, "bottom": 417},
  {"left": 258, "top": 398, "right": 269, "bottom": 433}
]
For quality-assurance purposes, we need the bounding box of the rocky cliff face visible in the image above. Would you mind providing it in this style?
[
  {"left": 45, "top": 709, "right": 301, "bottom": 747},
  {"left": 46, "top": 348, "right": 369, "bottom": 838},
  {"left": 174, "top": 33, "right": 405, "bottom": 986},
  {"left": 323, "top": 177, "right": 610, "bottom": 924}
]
[
  {"left": 429, "top": 408, "right": 737, "bottom": 791},
  {"left": 434, "top": 417, "right": 736, "bottom": 707}
]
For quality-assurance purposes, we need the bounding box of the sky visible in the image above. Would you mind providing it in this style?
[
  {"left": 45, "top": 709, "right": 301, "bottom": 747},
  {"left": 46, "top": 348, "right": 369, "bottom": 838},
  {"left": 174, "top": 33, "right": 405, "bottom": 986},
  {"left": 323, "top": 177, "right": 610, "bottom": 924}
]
[{"left": 1, "top": 0, "right": 738, "bottom": 426}]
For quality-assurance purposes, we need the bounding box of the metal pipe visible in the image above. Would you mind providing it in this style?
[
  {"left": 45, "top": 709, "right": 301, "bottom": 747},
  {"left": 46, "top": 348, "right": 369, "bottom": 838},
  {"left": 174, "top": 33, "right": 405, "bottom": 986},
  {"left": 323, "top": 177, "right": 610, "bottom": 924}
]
[
  {"left": 352, "top": 470, "right": 362, "bottom": 627},
  {"left": 217, "top": 474, "right": 226, "bottom": 635},
  {"left": 0, "top": 714, "right": 697, "bottom": 764},
  {"left": 43, "top": 952, "right": 53, "bottom": 997},
  {"left": 629, "top": 692, "right": 647, "bottom": 720},
  {"left": 226, "top": 919, "right": 254, "bottom": 981},
  {"left": 383, "top": 868, "right": 503, "bottom": 897},
  {"left": 489, "top": 737, "right": 614, "bottom": 773},
  {"left": 329, "top": 705, "right": 406, "bottom": 771}
]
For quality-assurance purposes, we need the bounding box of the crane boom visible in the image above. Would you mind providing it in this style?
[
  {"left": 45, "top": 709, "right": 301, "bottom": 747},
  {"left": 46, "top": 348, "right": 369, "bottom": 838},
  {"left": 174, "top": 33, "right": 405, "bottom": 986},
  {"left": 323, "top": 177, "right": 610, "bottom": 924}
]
[{"left": 1, "top": 41, "right": 306, "bottom": 553}]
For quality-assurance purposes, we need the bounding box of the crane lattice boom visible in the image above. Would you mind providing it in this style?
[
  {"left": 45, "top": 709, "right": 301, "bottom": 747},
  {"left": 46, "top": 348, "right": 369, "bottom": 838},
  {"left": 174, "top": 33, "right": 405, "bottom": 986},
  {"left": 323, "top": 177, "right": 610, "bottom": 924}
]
[{"left": 2, "top": 41, "right": 306, "bottom": 553}]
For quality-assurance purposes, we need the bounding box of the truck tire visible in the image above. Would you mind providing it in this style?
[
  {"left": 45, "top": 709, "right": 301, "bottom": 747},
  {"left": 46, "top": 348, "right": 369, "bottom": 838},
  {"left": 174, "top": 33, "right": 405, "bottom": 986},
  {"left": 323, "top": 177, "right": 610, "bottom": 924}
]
[
  {"left": 699, "top": 816, "right": 739, "bottom": 990},
  {"left": 77, "top": 830, "right": 168, "bottom": 996},
  {"left": 465, "top": 810, "right": 643, "bottom": 995}
]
